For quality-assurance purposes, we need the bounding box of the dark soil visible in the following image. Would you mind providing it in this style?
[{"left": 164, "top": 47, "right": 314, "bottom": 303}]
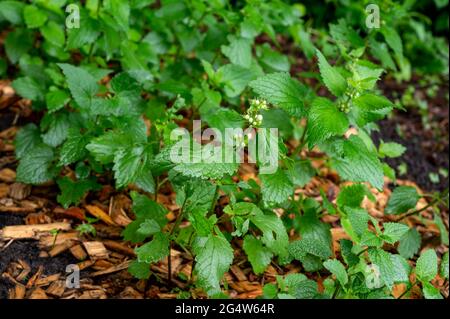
[
  {"left": 374, "top": 78, "right": 449, "bottom": 192},
  {"left": 0, "top": 213, "right": 78, "bottom": 299},
  {"left": 0, "top": 241, "right": 77, "bottom": 299},
  {"left": 373, "top": 111, "right": 449, "bottom": 192}
]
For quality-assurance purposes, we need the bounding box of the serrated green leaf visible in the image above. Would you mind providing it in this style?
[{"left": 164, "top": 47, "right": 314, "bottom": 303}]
[
  {"left": 46, "top": 89, "right": 70, "bottom": 113},
  {"left": 86, "top": 131, "right": 131, "bottom": 164},
  {"left": 108, "top": 0, "right": 130, "bottom": 32},
  {"left": 306, "top": 97, "right": 349, "bottom": 148},
  {"left": 434, "top": 213, "right": 449, "bottom": 246},
  {"left": 122, "top": 220, "right": 152, "bottom": 243},
  {"left": 259, "top": 43, "right": 290, "bottom": 72},
  {"left": 59, "top": 129, "right": 90, "bottom": 166},
  {"left": 422, "top": 282, "right": 443, "bottom": 299},
  {"left": 135, "top": 232, "right": 170, "bottom": 264},
  {"left": 382, "top": 222, "right": 409, "bottom": 244},
  {"left": 58, "top": 63, "right": 98, "bottom": 109},
  {"left": 416, "top": 249, "right": 438, "bottom": 282},
  {"left": 331, "top": 135, "right": 384, "bottom": 190},
  {"left": 324, "top": 259, "right": 348, "bottom": 287},
  {"left": 174, "top": 179, "right": 217, "bottom": 215},
  {"left": 137, "top": 219, "right": 161, "bottom": 237},
  {"left": 441, "top": 252, "right": 449, "bottom": 280},
  {"left": 351, "top": 60, "right": 384, "bottom": 90},
  {"left": 341, "top": 206, "right": 369, "bottom": 240},
  {"left": 290, "top": 279, "right": 318, "bottom": 299},
  {"left": 385, "top": 186, "right": 420, "bottom": 215},
  {"left": 5, "top": 29, "right": 33, "bottom": 63},
  {"left": 41, "top": 113, "right": 70, "bottom": 147},
  {"left": 0, "top": 1, "right": 25, "bottom": 25},
  {"left": 287, "top": 159, "right": 315, "bottom": 188},
  {"left": 24, "top": 5, "right": 47, "bottom": 28},
  {"left": 14, "top": 123, "right": 42, "bottom": 159},
  {"left": 16, "top": 145, "right": 57, "bottom": 184},
  {"left": 379, "top": 142, "right": 406, "bottom": 158},
  {"left": 398, "top": 228, "right": 421, "bottom": 259},
  {"left": 134, "top": 165, "right": 156, "bottom": 194},
  {"left": 128, "top": 260, "right": 151, "bottom": 280},
  {"left": 131, "top": 191, "right": 168, "bottom": 227},
  {"left": 368, "top": 248, "right": 396, "bottom": 289},
  {"left": 369, "top": 38, "right": 397, "bottom": 71},
  {"left": 337, "top": 183, "right": 374, "bottom": 209},
  {"left": 340, "top": 239, "right": 359, "bottom": 267},
  {"left": 188, "top": 208, "right": 217, "bottom": 237},
  {"left": 41, "top": 21, "right": 65, "bottom": 47},
  {"left": 360, "top": 230, "right": 383, "bottom": 247},
  {"left": 217, "top": 63, "right": 258, "bottom": 98},
  {"left": 329, "top": 19, "right": 364, "bottom": 48},
  {"left": 289, "top": 210, "right": 332, "bottom": 263},
  {"left": 352, "top": 93, "right": 393, "bottom": 127},
  {"left": 249, "top": 72, "right": 308, "bottom": 117},
  {"left": 113, "top": 145, "right": 151, "bottom": 188},
  {"left": 243, "top": 235, "right": 273, "bottom": 275},
  {"left": 172, "top": 143, "right": 239, "bottom": 180},
  {"left": 281, "top": 273, "right": 307, "bottom": 293},
  {"left": 195, "top": 234, "right": 234, "bottom": 295},
  {"left": 123, "top": 192, "right": 168, "bottom": 243},
  {"left": 66, "top": 12, "right": 100, "bottom": 50},
  {"left": 381, "top": 26, "right": 403, "bottom": 57},
  {"left": 250, "top": 209, "right": 289, "bottom": 258},
  {"left": 390, "top": 254, "right": 411, "bottom": 283},
  {"left": 260, "top": 168, "right": 294, "bottom": 206},
  {"left": 56, "top": 177, "right": 100, "bottom": 208},
  {"left": 221, "top": 35, "right": 253, "bottom": 68},
  {"left": 201, "top": 108, "right": 244, "bottom": 134},
  {"left": 316, "top": 50, "right": 347, "bottom": 97},
  {"left": 12, "top": 76, "right": 45, "bottom": 101}
]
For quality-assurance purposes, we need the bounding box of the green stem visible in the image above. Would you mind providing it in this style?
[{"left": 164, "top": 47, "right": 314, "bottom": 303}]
[
  {"left": 357, "top": 247, "right": 369, "bottom": 257},
  {"left": 210, "top": 186, "right": 220, "bottom": 214},
  {"left": 396, "top": 188, "right": 448, "bottom": 221},
  {"left": 397, "top": 282, "right": 418, "bottom": 299},
  {"left": 88, "top": 0, "right": 101, "bottom": 61},
  {"left": 158, "top": 177, "right": 169, "bottom": 188},
  {"left": 167, "top": 200, "right": 187, "bottom": 283},
  {"left": 291, "top": 120, "right": 308, "bottom": 159},
  {"left": 170, "top": 202, "right": 186, "bottom": 237},
  {"left": 332, "top": 284, "right": 341, "bottom": 299},
  {"left": 396, "top": 199, "right": 438, "bottom": 221},
  {"left": 154, "top": 176, "right": 159, "bottom": 202}
]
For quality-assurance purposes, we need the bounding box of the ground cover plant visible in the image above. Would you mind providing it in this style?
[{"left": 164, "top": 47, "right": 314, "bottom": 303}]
[{"left": 0, "top": 0, "right": 448, "bottom": 300}]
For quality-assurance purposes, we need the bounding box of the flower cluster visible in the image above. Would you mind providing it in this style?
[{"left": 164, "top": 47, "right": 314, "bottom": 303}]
[
  {"left": 338, "top": 88, "right": 360, "bottom": 113},
  {"left": 244, "top": 98, "right": 269, "bottom": 127},
  {"left": 338, "top": 100, "right": 351, "bottom": 113}
]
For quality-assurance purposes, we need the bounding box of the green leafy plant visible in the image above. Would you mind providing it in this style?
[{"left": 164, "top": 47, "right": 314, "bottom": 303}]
[
  {"left": 1, "top": 0, "right": 448, "bottom": 299},
  {"left": 76, "top": 216, "right": 99, "bottom": 237}
]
